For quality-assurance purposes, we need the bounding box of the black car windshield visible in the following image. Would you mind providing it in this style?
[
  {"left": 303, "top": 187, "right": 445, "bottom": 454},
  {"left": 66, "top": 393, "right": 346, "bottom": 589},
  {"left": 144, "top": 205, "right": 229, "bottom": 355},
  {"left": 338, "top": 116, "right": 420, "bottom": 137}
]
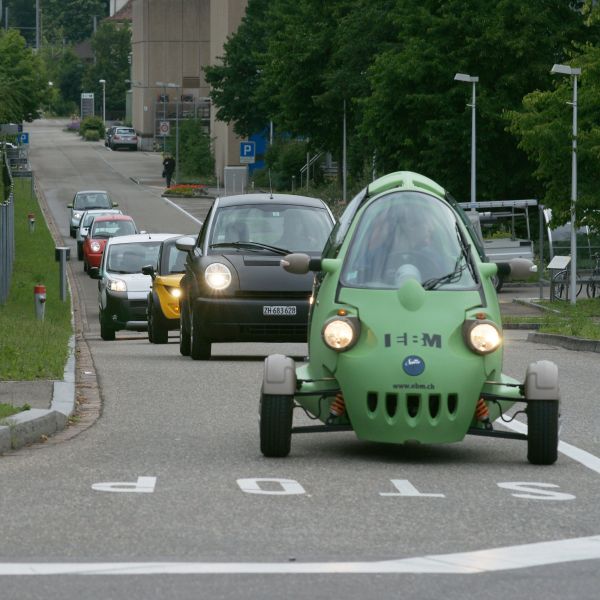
[
  {"left": 106, "top": 241, "right": 162, "bottom": 274},
  {"left": 209, "top": 204, "right": 332, "bottom": 254},
  {"left": 340, "top": 191, "right": 478, "bottom": 290},
  {"left": 74, "top": 193, "right": 111, "bottom": 210},
  {"left": 91, "top": 220, "right": 136, "bottom": 238}
]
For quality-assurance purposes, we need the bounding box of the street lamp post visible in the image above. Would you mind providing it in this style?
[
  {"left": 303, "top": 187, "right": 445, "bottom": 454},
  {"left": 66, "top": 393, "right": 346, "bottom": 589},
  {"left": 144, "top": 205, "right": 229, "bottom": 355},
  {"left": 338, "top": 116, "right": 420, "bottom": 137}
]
[
  {"left": 98, "top": 79, "right": 106, "bottom": 126},
  {"left": 454, "top": 72, "right": 479, "bottom": 212},
  {"left": 551, "top": 63, "right": 581, "bottom": 306}
]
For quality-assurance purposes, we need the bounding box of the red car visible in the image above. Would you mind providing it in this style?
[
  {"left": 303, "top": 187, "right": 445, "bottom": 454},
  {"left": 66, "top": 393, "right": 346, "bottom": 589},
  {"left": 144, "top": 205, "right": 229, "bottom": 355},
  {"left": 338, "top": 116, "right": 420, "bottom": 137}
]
[{"left": 83, "top": 214, "right": 139, "bottom": 274}]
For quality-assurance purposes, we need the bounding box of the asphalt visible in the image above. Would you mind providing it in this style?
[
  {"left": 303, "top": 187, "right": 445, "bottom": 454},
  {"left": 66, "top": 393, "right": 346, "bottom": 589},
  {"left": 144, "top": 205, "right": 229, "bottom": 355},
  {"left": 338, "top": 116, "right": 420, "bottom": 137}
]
[{"left": 0, "top": 187, "right": 595, "bottom": 453}]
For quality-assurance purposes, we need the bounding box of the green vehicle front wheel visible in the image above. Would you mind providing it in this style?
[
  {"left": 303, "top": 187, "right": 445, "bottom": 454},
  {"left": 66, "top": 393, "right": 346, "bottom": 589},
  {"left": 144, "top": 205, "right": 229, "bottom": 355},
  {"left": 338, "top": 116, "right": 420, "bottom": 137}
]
[
  {"left": 260, "top": 393, "right": 293, "bottom": 457},
  {"left": 527, "top": 400, "right": 559, "bottom": 465}
]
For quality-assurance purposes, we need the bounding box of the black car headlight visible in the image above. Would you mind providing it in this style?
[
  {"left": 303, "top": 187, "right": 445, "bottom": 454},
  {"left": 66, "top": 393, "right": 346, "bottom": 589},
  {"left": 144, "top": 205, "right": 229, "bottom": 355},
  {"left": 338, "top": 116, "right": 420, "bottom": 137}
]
[
  {"left": 204, "top": 262, "right": 232, "bottom": 290},
  {"left": 322, "top": 315, "right": 360, "bottom": 351},
  {"left": 463, "top": 319, "right": 502, "bottom": 355}
]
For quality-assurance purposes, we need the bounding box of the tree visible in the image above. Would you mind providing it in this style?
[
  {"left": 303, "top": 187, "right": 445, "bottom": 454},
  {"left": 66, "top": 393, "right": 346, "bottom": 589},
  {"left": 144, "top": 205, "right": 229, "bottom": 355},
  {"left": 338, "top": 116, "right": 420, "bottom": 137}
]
[
  {"left": 360, "top": 0, "right": 592, "bottom": 202},
  {"left": 0, "top": 29, "right": 47, "bottom": 122},
  {"left": 165, "top": 120, "right": 215, "bottom": 179},
  {"left": 82, "top": 21, "right": 131, "bottom": 118},
  {"left": 40, "top": 0, "right": 109, "bottom": 45},
  {"left": 507, "top": 43, "right": 600, "bottom": 230}
]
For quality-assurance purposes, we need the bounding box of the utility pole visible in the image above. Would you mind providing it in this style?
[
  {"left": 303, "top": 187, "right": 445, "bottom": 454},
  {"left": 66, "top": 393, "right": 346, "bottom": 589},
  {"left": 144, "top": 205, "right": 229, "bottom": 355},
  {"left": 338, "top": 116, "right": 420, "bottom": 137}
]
[{"left": 35, "top": 0, "right": 40, "bottom": 50}]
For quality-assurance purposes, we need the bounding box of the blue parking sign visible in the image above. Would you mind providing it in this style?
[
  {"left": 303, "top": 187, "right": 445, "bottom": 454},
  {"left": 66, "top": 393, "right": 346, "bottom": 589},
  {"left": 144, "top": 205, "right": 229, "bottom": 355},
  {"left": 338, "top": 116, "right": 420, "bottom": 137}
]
[
  {"left": 19, "top": 132, "right": 29, "bottom": 145},
  {"left": 240, "top": 141, "right": 256, "bottom": 164}
]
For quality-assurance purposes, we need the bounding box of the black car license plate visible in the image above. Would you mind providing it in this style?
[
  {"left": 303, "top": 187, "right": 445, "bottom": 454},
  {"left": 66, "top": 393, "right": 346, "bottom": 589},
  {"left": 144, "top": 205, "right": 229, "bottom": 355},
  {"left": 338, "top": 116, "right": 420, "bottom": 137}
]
[{"left": 263, "top": 305, "right": 297, "bottom": 316}]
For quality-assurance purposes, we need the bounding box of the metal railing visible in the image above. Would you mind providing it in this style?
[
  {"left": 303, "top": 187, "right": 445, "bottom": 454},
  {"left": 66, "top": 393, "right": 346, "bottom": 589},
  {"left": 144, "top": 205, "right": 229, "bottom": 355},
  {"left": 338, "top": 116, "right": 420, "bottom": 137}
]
[{"left": 0, "top": 151, "right": 15, "bottom": 304}]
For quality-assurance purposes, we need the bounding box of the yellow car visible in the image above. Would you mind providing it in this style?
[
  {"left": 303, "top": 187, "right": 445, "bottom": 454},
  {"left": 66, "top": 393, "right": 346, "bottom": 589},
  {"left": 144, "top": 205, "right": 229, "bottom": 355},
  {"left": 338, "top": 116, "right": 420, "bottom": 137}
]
[{"left": 143, "top": 235, "right": 187, "bottom": 344}]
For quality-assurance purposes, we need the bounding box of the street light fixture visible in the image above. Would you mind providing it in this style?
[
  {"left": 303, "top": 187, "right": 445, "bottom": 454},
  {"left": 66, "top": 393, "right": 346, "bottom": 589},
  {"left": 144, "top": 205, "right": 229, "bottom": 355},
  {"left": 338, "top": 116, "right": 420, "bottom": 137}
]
[
  {"left": 551, "top": 63, "right": 581, "bottom": 306},
  {"left": 454, "top": 72, "right": 479, "bottom": 212},
  {"left": 98, "top": 79, "right": 106, "bottom": 126}
]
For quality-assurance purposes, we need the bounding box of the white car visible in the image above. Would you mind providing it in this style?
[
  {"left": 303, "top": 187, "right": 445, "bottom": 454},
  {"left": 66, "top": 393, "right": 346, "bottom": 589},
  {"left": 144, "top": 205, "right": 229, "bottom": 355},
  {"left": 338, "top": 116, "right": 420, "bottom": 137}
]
[
  {"left": 67, "top": 190, "right": 117, "bottom": 238},
  {"left": 76, "top": 208, "right": 123, "bottom": 260},
  {"left": 93, "top": 233, "right": 180, "bottom": 340}
]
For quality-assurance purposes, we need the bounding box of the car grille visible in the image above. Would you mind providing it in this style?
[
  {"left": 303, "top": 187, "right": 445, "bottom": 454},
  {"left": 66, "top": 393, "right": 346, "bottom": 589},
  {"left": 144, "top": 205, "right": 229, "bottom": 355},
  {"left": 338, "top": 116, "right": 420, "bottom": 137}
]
[
  {"left": 365, "top": 391, "right": 459, "bottom": 421},
  {"left": 234, "top": 290, "right": 309, "bottom": 300}
]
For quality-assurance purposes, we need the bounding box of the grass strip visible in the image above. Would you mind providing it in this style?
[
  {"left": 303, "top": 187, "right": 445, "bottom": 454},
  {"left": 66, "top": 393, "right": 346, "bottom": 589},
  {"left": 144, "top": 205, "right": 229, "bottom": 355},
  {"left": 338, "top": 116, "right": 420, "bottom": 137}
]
[
  {"left": 0, "top": 178, "right": 72, "bottom": 380},
  {"left": 503, "top": 298, "right": 600, "bottom": 340}
]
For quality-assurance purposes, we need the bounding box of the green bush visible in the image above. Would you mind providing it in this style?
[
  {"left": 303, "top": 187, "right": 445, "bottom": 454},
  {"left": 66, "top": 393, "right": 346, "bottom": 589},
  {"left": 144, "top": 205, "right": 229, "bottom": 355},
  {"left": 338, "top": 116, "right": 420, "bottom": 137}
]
[
  {"left": 163, "top": 119, "right": 215, "bottom": 179},
  {"left": 80, "top": 115, "right": 105, "bottom": 137},
  {"left": 84, "top": 129, "right": 100, "bottom": 142}
]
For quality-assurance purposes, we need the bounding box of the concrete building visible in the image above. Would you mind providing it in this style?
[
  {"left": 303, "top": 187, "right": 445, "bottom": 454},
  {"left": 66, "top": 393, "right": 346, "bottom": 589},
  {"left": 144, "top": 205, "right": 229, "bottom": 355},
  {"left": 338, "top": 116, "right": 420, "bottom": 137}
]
[{"left": 131, "top": 0, "right": 248, "bottom": 183}]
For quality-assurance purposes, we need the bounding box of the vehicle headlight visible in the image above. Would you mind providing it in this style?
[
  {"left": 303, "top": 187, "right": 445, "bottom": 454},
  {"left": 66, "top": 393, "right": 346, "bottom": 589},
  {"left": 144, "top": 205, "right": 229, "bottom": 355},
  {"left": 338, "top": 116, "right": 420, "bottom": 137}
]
[
  {"left": 73, "top": 211, "right": 83, "bottom": 220},
  {"left": 322, "top": 316, "right": 360, "bottom": 351},
  {"left": 204, "top": 263, "right": 231, "bottom": 290},
  {"left": 166, "top": 286, "right": 181, "bottom": 298},
  {"left": 463, "top": 320, "right": 502, "bottom": 355},
  {"left": 90, "top": 241, "right": 102, "bottom": 252},
  {"left": 107, "top": 278, "right": 127, "bottom": 292}
]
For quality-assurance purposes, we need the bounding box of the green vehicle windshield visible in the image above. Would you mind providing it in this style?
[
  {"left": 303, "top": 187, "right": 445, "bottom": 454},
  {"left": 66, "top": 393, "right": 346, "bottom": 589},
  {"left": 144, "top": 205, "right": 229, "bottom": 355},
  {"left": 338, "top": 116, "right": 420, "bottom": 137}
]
[{"left": 340, "top": 191, "right": 478, "bottom": 290}]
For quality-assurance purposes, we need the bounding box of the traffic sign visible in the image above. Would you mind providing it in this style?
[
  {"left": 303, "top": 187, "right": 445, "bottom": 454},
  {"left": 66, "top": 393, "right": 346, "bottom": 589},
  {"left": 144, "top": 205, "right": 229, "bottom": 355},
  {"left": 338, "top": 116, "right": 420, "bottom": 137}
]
[
  {"left": 159, "top": 121, "right": 170, "bottom": 136},
  {"left": 240, "top": 141, "right": 256, "bottom": 164},
  {"left": 18, "top": 132, "right": 29, "bottom": 145}
]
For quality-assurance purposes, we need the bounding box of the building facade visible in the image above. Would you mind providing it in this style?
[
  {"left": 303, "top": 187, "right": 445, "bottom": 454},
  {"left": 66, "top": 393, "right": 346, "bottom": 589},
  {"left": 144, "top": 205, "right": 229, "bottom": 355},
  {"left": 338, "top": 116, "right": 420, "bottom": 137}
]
[{"left": 131, "top": 0, "right": 248, "bottom": 182}]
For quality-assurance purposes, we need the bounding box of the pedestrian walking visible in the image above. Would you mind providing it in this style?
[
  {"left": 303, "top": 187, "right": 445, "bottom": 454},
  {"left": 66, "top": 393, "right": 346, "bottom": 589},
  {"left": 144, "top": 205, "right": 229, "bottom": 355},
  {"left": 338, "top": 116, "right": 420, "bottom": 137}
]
[{"left": 162, "top": 154, "right": 176, "bottom": 188}]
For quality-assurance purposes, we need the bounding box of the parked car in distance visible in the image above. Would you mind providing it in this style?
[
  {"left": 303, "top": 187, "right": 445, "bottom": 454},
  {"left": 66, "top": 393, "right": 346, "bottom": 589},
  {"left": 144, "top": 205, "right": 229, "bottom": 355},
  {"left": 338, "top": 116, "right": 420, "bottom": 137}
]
[
  {"left": 109, "top": 127, "right": 138, "bottom": 151},
  {"left": 93, "top": 233, "right": 180, "bottom": 340},
  {"left": 177, "top": 193, "right": 335, "bottom": 360},
  {"left": 142, "top": 236, "right": 187, "bottom": 344},
  {"left": 76, "top": 208, "right": 123, "bottom": 260},
  {"left": 68, "top": 190, "right": 116, "bottom": 238},
  {"left": 83, "top": 214, "right": 138, "bottom": 274}
]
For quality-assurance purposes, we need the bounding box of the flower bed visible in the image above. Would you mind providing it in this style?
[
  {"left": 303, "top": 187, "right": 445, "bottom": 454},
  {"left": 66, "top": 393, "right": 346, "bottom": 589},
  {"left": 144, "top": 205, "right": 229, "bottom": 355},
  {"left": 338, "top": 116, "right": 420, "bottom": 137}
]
[{"left": 163, "top": 183, "right": 208, "bottom": 197}]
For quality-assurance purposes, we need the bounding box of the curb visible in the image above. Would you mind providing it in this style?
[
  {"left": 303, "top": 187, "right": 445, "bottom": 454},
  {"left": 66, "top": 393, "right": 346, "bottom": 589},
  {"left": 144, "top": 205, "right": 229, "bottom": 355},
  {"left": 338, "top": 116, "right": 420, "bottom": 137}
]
[
  {"left": 0, "top": 336, "right": 76, "bottom": 453},
  {"left": 527, "top": 332, "right": 600, "bottom": 353}
]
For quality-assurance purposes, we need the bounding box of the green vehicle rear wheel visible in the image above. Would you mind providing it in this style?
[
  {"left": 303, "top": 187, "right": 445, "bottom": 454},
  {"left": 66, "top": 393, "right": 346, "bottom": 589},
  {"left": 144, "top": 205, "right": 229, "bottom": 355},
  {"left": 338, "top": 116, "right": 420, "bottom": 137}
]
[{"left": 260, "top": 393, "right": 293, "bottom": 457}]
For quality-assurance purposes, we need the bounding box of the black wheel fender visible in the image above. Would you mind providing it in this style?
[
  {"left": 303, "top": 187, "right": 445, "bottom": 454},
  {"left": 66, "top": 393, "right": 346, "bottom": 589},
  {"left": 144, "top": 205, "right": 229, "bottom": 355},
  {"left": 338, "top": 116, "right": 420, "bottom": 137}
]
[{"left": 262, "top": 354, "right": 297, "bottom": 396}]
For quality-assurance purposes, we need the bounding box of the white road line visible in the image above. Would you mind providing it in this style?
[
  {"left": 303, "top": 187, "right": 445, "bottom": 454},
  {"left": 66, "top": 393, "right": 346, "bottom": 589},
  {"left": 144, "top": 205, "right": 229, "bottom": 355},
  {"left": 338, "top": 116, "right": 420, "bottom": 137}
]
[
  {"left": 500, "top": 419, "right": 600, "bottom": 476},
  {"left": 1, "top": 535, "right": 600, "bottom": 575},
  {"left": 162, "top": 196, "right": 203, "bottom": 225}
]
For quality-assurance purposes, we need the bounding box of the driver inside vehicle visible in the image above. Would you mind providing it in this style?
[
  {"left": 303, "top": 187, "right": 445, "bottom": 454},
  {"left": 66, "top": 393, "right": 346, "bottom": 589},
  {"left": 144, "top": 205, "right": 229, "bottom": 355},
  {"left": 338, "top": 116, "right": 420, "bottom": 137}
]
[{"left": 343, "top": 198, "right": 444, "bottom": 288}]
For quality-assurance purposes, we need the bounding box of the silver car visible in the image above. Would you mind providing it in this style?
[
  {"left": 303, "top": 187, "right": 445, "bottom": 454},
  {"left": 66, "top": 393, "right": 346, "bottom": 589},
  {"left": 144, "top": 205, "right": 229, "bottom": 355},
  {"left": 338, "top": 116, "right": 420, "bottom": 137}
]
[
  {"left": 94, "top": 233, "right": 179, "bottom": 340},
  {"left": 109, "top": 127, "right": 138, "bottom": 151},
  {"left": 76, "top": 208, "right": 123, "bottom": 260},
  {"left": 68, "top": 190, "right": 117, "bottom": 238}
]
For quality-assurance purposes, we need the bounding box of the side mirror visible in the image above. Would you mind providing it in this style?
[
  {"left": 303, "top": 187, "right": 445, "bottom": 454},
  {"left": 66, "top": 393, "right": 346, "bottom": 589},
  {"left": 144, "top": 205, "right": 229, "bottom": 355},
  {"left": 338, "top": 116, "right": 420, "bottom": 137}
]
[
  {"left": 495, "top": 258, "right": 536, "bottom": 280},
  {"left": 89, "top": 267, "right": 99, "bottom": 279},
  {"left": 176, "top": 236, "right": 196, "bottom": 253},
  {"left": 281, "top": 253, "right": 313, "bottom": 274},
  {"left": 112, "top": 202, "right": 119, "bottom": 207},
  {"left": 67, "top": 203, "right": 73, "bottom": 208},
  {"left": 140, "top": 230, "right": 147, "bottom": 234},
  {"left": 141, "top": 264, "right": 156, "bottom": 277}
]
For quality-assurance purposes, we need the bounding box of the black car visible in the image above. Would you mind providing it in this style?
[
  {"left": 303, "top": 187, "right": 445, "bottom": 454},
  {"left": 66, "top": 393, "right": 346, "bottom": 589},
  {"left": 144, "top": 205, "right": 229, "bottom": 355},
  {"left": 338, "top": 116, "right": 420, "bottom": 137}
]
[{"left": 176, "top": 194, "right": 335, "bottom": 359}]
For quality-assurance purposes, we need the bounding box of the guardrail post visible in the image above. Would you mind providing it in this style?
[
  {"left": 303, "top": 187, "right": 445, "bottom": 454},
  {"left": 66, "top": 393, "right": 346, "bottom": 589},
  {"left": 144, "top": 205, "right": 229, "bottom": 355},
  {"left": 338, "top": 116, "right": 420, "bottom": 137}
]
[
  {"left": 55, "top": 246, "right": 70, "bottom": 302},
  {"left": 34, "top": 284, "right": 46, "bottom": 320}
]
